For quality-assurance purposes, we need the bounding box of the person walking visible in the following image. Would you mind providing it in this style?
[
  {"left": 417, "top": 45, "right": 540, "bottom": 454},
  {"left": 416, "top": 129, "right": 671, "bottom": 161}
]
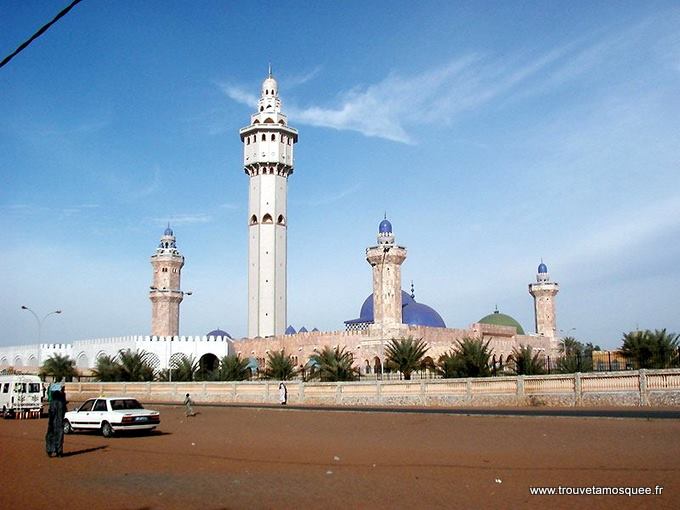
[
  {"left": 45, "top": 381, "right": 66, "bottom": 458},
  {"left": 184, "top": 393, "right": 195, "bottom": 417},
  {"left": 278, "top": 382, "right": 287, "bottom": 405}
]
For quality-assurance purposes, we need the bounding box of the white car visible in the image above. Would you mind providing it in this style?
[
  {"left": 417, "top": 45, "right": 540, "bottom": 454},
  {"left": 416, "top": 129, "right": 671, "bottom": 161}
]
[{"left": 64, "top": 396, "right": 160, "bottom": 437}]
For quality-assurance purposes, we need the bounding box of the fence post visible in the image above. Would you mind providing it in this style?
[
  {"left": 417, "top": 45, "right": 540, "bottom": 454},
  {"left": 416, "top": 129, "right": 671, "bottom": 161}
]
[
  {"left": 574, "top": 372, "right": 582, "bottom": 406},
  {"left": 639, "top": 369, "right": 648, "bottom": 406},
  {"left": 299, "top": 380, "right": 304, "bottom": 404},
  {"left": 516, "top": 376, "right": 525, "bottom": 405},
  {"left": 336, "top": 382, "right": 342, "bottom": 404},
  {"left": 377, "top": 379, "right": 382, "bottom": 405},
  {"left": 466, "top": 378, "right": 472, "bottom": 402}
]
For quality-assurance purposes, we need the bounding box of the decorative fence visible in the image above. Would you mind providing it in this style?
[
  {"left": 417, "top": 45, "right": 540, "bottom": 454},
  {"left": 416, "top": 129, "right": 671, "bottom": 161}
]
[{"left": 62, "top": 369, "right": 680, "bottom": 408}]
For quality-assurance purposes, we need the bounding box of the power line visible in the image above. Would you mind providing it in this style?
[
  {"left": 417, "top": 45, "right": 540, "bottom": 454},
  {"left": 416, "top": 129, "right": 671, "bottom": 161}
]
[{"left": 0, "top": 0, "right": 84, "bottom": 70}]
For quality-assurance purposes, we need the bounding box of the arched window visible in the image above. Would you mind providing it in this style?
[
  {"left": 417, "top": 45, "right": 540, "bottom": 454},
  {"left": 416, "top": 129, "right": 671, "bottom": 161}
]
[
  {"left": 271, "top": 134, "right": 276, "bottom": 141},
  {"left": 264, "top": 117, "right": 274, "bottom": 124},
  {"left": 260, "top": 106, "right": 264, "bottom": 112},
  {"left": 278, "top": 119, "right": 285, "bottom": 125},
  {"left": 253, "top": 119, "right": 260, "bottom": 124},
  {"left": 262, "top": 213, "right": 273, "bottom": 224},
  {"left": 287, "top": 138, "right": 291, "bottom": 145},
  {"left": 250, "top": 214, "right": 258, "bottom": 225},
  {"left": 277, "top": 214, "right": 285, "bottom": 225},
  {"left": 261, "top": 134, "right": 266, "bottom": 141},
  {"left": 246, "top": 137, "right": 250, "bottom": 145}
]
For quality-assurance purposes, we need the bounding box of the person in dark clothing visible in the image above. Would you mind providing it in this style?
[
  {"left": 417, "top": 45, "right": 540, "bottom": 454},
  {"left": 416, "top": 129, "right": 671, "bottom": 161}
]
[{"left": 45, "top": 382, "right": 66, "bottom": 458}]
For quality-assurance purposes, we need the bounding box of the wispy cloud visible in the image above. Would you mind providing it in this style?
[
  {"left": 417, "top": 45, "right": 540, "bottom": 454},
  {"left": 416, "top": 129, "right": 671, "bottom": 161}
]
[
  {"left": 151, "top": 213, "right": 213, "bottom": 226},
  {"left": 221, "top": 19, "right": 671, "bottom": 144},
  {"left": 300, "top": 183, "right": 362, "bottom": 207},
  {"left": 284, "top": 66, "right": 322, "bottom": 87}
]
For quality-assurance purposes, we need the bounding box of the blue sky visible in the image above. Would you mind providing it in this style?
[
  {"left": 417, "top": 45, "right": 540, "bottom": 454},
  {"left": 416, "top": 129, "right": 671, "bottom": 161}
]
[{"left": 1, "top": 1, "right": 679, "bottom": 349}]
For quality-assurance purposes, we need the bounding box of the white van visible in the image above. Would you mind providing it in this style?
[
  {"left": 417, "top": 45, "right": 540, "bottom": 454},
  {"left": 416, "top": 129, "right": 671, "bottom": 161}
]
[{"left": 0, "top": 375, "right": 43, "bottom": 418}]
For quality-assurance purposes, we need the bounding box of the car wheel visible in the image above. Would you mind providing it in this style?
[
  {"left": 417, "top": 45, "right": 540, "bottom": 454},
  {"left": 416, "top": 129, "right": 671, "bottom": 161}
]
[
  {"left": 101, "top": 421, "right": 114, "bottom": 438},
  {"left": 63, "top": 419, "right": 73, "bottom": 434}
]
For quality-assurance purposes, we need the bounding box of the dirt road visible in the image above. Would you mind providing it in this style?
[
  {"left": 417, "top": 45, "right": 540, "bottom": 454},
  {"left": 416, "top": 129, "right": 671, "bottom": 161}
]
[{"left": 1, "top": 404, "right": 678, "bottom": 509}]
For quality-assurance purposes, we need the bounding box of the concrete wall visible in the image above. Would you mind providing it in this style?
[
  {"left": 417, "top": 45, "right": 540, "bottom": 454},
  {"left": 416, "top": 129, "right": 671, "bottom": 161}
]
[{"left": 63, "top": 369, "right": 680, "bottom": 408}]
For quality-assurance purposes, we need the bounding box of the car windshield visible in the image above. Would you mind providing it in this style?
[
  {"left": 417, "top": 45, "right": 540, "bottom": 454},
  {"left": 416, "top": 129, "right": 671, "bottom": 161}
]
[{"left": 110, "top": 399, "right": 144, "bottom": 411}]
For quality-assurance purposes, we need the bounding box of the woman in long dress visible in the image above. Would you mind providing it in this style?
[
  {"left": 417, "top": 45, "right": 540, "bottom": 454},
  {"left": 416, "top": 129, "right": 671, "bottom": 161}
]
[
  {"left": 278, "top": 382, "right": 287, "bottom": 405},
  {"left": 45, "top": 382, "right": 66, "bottom": 457}
]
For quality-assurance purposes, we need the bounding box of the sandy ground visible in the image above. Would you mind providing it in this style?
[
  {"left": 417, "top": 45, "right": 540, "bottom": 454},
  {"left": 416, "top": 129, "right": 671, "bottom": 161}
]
[{"left": 1, "top": 404, "right": 679, "bottom": 510}]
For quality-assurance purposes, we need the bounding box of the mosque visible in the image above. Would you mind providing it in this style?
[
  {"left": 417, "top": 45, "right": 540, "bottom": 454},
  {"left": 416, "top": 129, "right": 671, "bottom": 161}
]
[{"left": 0, "top": 69, "right": 560, "bottom": 376}]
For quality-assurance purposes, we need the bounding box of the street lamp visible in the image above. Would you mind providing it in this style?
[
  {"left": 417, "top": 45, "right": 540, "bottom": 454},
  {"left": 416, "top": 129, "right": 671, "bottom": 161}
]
[{"left": 20, "top": 306, "right": 62, "bottom": 343}]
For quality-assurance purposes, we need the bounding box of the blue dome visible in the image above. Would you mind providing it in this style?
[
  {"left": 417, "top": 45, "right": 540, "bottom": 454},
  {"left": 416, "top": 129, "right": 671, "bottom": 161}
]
[
  {"left": 207, "top": 328, "right": 231, "bottom": 339},
  {"left": 538, "top": 262, "right": 548, "bottom": 274},
  {"left": 359, "top": 291, "right": 414, "bottom": 320},
  {"left": 164, "top": 226, "right": 174, "bottom": 236},
  {"left": 285, "top": 325, "right": 296, "bottom": 335},
  {"left": 378, "top": 219, "right": 392, "bottom": 234},
  {"left": 402, "top": 302, "right": 446, "bottom": 328},
  {"left": 298, "top": 326, "right": 308, "bottom": 333}
]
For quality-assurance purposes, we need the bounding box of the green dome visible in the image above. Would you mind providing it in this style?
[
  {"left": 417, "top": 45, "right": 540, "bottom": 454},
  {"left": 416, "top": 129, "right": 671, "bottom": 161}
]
[{"left": 478, "top": 310, "right": 525, "bottom": 335}]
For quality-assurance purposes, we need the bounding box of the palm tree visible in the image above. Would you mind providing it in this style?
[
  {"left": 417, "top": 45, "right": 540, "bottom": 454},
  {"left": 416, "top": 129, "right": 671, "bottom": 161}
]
[
  {"left": 509, "top": 345, "right": 546, "bottom": 375},
  {"left": 621, "top": 329, "right": 679, "bottom": 369},
  {"left": 171, "top": 354, "right": 199, "bottom": 382},
  {"left": 556, "top": 337, "right": 599, "bottom": 373},
  {"left": 116, "top": 349, "right": 155, "bottom": 382},
  {"left": 92, "top": 354, "right": 120, "bottom": 382},
  {"left": 39, "top": 353, "right": 78, "bottom": 382},
  {"left": 217, "top": 355, "right": 250, "bottom": 381},
  {"left": 436, "top": 337, "right": 492, "bottom": 378},
  {"left": 264, "top": 350, "right": 297, "bottom": 380},
  {"left": 384, "top": 337, "right": 429, "bottom": 380},
  {"left": 307, "top": 346, "right": 359, "bottom": 382}
]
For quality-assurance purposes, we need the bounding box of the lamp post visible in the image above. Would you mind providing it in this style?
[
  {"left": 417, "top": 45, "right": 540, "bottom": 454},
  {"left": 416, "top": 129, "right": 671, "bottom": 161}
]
[{"left": 20, "top": 306, "right": 62, "bottom": 344}]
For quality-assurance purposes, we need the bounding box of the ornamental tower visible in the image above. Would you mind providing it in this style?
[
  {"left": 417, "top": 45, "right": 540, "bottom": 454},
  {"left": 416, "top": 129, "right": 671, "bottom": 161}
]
[
  {"left": 149, "top": 226, "right": 185, "bottom": 337},
  {"left": 528, "top": 261, "right": 559, "bottom": 337},
  {"left": 239, "top": 67, "right": 298, "bottom": 338},
  {"left": 366, "top": 217, "right": 407, "bottom": 326}
]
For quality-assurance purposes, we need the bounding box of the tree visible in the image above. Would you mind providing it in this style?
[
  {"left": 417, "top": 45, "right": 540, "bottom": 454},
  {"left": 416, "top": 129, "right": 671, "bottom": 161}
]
[
  {"left": 116, "top": 349, "right": 155, "bottom": 382},
  {"left": 217, "top": 355, "right": 250, "bottom": 381},
  {"left": 556, "top": 337, "right": 598, "bottom": 373},
  {"left": 264, "top": 350, "right": 297, "bottom": 380},
  {"left": 39, "top": 353, "right": 78, "bottom": 382},
  {"left": 621, "top": 329, "right": 679, "bottom": 369},
  {"left": 92, "top": 354, "right": 120, "bottom": 382},
  {"left": 384, "top": 337, "right": 429, "bottom": 380},
  {"left": 171, "top": 354, "right": 199, "bottom": 382},
  {"left": 307, "top": 346, "right": 359, "bottom": 382},
  {"left": 436, "top": 337, "right": 492, "bottom": 378},
  {"left": 508, "top": 345, "right": 546, "bottom": 375}
]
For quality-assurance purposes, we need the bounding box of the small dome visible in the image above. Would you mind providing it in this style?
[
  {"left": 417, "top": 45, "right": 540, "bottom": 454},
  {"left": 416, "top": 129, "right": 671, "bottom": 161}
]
[
  {"left": 378, "top": 219, "right": 392, "bottom": 234},
  {"left": 164, "top": 226, "right": 174, "bottom": 236},
  {"left": 402, "top": 302, "right": 446, "bottom": 328},
  {"left": 285, "top": 325, "right": 297, "bottom": 335},
  {"left": 538, "top": 262, "right": 548, "bottom": 274},
  {"left": 262, "top": 73, "right": 278, "bottom": 96},
  {"left": 298, "top": 326, "right": 308, "bottom": 333},
  {"left": 206, "top": 328, "right": 232, "bottom": 339},
  {"left": 478, "top": 310, "right": 525, "bottom": 335}
]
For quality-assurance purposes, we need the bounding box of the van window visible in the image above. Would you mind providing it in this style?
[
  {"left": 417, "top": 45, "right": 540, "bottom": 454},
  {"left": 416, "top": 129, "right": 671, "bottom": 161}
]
[
  {"left": 29, "top": 383, "right": 41, "bottom": 393},
  {"left": 2, "top": 383, "right": 8, "bottom": 393},
  {"left": 14, "top": 383, "right": 26, "bottom": 393},
  {"left": 93, "top": 400, "right": 107, "bottom": 412}
]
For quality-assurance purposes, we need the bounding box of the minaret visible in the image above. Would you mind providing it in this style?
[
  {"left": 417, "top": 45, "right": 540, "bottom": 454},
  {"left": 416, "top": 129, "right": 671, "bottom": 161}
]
[
  {"left": 528, "top": 260, "right": 559, "bottom": 337},
  {"left": 239, "top": 67, "right": 298, "bottom": 338},
  {"left": 149, "top": 226, "right": 185, "bottom": 337},
  {"left": 366, "top": 217, "right": 407, "bottom": 326}
]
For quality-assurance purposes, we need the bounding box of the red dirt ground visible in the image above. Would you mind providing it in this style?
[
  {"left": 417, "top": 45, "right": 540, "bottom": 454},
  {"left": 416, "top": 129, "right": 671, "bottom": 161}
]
[{"left": 1, "top": 404, "right": 679, "bottom": 509}]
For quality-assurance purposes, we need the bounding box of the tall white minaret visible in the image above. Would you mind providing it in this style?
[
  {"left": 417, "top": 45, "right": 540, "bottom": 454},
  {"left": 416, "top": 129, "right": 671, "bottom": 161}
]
[{"left": 239, "top": 67, "right": 298, "bottom": 338}]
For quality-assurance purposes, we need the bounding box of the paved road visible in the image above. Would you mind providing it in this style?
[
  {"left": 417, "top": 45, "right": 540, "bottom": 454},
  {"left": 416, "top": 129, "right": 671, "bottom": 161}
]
[{"left": 157, "top": 402, "right": 680, "bottom": 419}]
